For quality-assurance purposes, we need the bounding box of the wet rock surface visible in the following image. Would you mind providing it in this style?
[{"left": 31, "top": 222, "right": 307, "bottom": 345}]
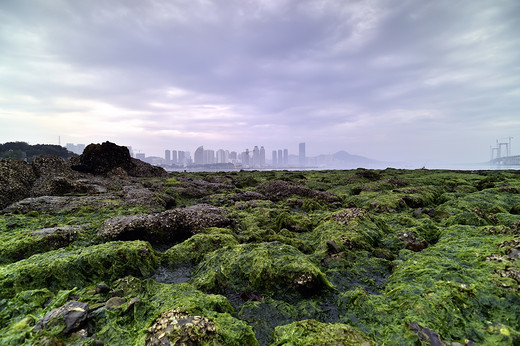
[
  {"left": 2, "top": 168, "right": 520, "bottom": 345},
  {"left": 97, "top": 204, "right": 233, "bottom": 243},
  {"left": 257, "top": 179, "right": 340, "bottom": 203},
  {"left": 33, "top": 301, "right": 89, "bottom": 335},
  {"left": 146, "top": 309, "right": 217, "bottom": 345}
]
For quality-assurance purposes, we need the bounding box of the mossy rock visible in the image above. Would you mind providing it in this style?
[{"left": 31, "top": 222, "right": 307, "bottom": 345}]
[
  {"left": 511, "top": 203, "right": 520, "bottom": 215},
  {"left": 0, "top": 241, "right": 158, "bottom": 299},
  {"left": 191, "top": 242, "right": 333, "bottom": 295},
  {"left": 161, "top": 230, "right": 239, "bottom": 265},
  {"left": 271, "top": 319, "right": 373, "bottom": 345}
]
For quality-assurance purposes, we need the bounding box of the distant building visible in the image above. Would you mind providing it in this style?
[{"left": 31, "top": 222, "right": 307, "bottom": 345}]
[
  {"left": 65, "top": 143, "right": 86, "bottom": 155},
  {"left": 204, "top": 149, "right": 215, "bottom": 164},
  {"left": 194, "top": 146, "right": 204, "bottom": 165},
  {"left": 165, "top": 150, "right": 171, "bottom": 163},
  {"left": 242, "top": 149, "right": 250, "bottom": 166},
  {"left": 260, "top": 146, "right": 266, "bottom": 166},
  {"left": 216, "top": 149, "right": 227, "bottom": 163},
  {"left": 230, "top": 151, "right": 237, "bottom": 162},
  {"left": 283, "top": 149, "right": 288, "bottom": 165},
  {"left": 178, "top": 151, "right": 186, "bottom": 164},
  {"left": 172, "top": 150, "right": 177, "bottom": 164},
  {"left": 299, "top": 143, "right": 306, "bottom": 166},
  {"left": 135, "top": 153, "right": 146, "bottom": 160},
  {"left": 253, "top": 146, "right": 260, "bottom": 167},
  {"left": 278, "top": 149, "right": 283, "bottom": 166},
  {"left": 272, "top": 150, "right": 277, "bottom": 166}
]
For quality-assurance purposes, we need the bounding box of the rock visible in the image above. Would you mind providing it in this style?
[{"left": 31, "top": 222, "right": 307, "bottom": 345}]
[
  {"left": 407, "top": 322, "right": 444, "bottom": 346},
  {"left": 257, "top": 180, "right": 340, "bottom": 203},
  {"left": 0, "top": 159, "right": 37, "bottom": 209},
  {"left": 30, "top": 226, "right": 79, "bottom": 248},
  {"left": 191, "top": 241, "right": 333, "bottom": 295},
  {"left": 229, "top": 191, "right": 266, "bottom": 202},
  {"left": 397, "top": 231, "right": 429, "bottom": 251},
  {"left": 326, "top": 240, "right": 341, "bottom": 254},
  {"left": 95, "top": 284, "right": 111, "bottom": 294},
  {"left": 332, "top": 208, "right": 367, "bottom": 224},
  {"left": 70, "top": 141, "right": 168, "bottom": 178},
  {"left": 31, "top": 155, "right": 84, "bottom": 196},
  {"left": 105, "top": 297, "right": 127, "bottom": 308},
  {"left": 146, "top": 309, "right": 216, "bottom": 345},
  {"left": 33, "top": 301, "right": 89, "bottom": 335},
  {"left": 110, "top": 289, "right": 125, "bottom": 297},
  {"left": 97, "top": 204, "right": 233, "bottom": 243}
]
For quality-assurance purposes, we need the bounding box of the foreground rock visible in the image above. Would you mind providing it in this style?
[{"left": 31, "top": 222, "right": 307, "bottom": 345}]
[
  {"left": 33, "top": 301, "right": 89, "bottom": 335},
  {"left": 97, "top": 204, "right": 234, "bottom": 243}
]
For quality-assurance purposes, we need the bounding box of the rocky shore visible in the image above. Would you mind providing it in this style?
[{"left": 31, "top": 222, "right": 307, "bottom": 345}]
[{"left": 1, "top": 142, "right": 519, "bottom": 345}]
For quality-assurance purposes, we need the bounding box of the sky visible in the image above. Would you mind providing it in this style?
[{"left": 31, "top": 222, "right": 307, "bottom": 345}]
[{"left": 1, "top": 0, "right": 519, "bottom": 165}]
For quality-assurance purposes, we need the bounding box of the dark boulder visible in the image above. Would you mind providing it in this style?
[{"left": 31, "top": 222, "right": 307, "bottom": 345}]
[
  {"left": 70, "top": 141, "right": 167, "bottom": 178},
  {"left": 397, "top": 231, "right": 429, "bottom": 252}
]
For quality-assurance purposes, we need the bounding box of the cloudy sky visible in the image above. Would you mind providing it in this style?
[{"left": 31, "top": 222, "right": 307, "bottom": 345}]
[{"left": 1, "top": 0, "right": 519, "bottom": 165}]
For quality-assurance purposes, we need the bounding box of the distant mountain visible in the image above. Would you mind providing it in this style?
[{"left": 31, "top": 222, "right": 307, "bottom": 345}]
[{"left": 329, "top": 150, "right": 384, "bottom": 168}]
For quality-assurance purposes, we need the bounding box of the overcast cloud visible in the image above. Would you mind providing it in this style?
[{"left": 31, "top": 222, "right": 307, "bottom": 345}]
[{"left": 1, "top": 0, "right": 519, "bottom": 165}]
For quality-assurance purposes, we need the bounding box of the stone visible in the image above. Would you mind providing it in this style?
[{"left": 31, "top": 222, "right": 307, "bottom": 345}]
[
  {"left": 33, "top": 301, "right": 89, "bottom": 335},
  {"left": 257, "top": 180, "right": 340, "bottom": 203},
  {"left": 95, "top": 284, "right": 111, "bottom": 294},
  {"left": 397, "top": 231, "right": 429, "bottom": 252},
  {"left": 70, "top": 141, "right": 168, "bottom": 178},
  {"left": 0, "top": 159, "right": 37, "bottom": 209},
  {"left": 408, "top": 322, "right": 444, "bottom": 346},
  {"left": 145, "top": 309, "right": 216, "bottom": 345},
  {"left": 97, "top": 204, "right": 233, "bottom": 243},
  {"left": 105, "top": 297, "right": 127, "bottom": 309}
]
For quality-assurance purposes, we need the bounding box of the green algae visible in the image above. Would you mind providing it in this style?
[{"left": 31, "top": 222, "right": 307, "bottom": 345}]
[
  {"left": 271, "top": 319, "right": 373, "bottom": 345},
  {"left": 1, "top": 168, "right": 520, "bottom": 345},
  {"left": 191, "top": 241, "right": 333, "bottom": 295},
  {"left": 0, "top": 241, "right": 158, "bottom": 299}
]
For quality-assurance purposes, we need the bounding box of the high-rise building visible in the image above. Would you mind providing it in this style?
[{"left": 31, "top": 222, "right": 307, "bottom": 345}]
[
  {"left": 136, "top": 153, "right": 146, "bottom": 160},
  {"left": 172, "top": 150, "right": 177, "bottom": 164},
  {"left": 204, "top": 149, "right": 215, "bottom": 164},
  {"left": 230, "top": 151, "right": 237, "bottom": 162},
  {"left": 194, "top": 146, "right": 204, "bottom": 164},
  {"left": 242, "top": 149, "right": 250, "bottom": 166},
  {"left": 299, "top": 143, "right": 306, "bottom": 166},
  {"left": 165, "top": 150, "right": 171, "bottom": 163},
  {"left": 272, "top": 150, "right": 277, "bottom": 166},
  {"left": 278, "top": 149, "right": 283, "bottom": 166},
  {"left": 260, "top": 146, "right": 266, "bottom": 166},
  {"left": 283, "top": 149, "right": 288, "bottom": 165},
  {"left": 178, "top": 151, "right": 185, "bottom": 164},
  {"left": 216, "top": 149, "right": 227, "bottom": 163},
  {"left": 253, "top": 146, "right": 260, "bottom": 167}
]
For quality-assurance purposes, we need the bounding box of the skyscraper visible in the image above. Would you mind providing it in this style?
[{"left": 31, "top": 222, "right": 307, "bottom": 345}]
[
  {"left": 260, "top": 146, "right": 266, "bottom": 167},
  {"left": 194, "top": 146, "right": 204, "bottom": 164},
  {"left": 299, "top": 143, "right": 306, "bottom": 166},
  {"left": 283, "top": 149, "right": 288, "bottom": 166},
  {"left": 272, "top": 150, "right": 277, "bottom": 166},
  {"left": 178, "top": 151, "right": 185, "bottom": 164},
  {"left": 165, "top": 150, "right": 171, "bottom": 163},
  {"left": 253, "top": 146, "right": 260, "bottom": 167},
  {"left": 278, "top": 149, "right": 283, "bottom": 166},
  {"left": 172, "top": 150, "right": 177, "bottom": 164}
]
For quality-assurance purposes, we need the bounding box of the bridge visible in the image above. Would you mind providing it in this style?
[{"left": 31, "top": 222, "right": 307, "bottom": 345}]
[{"left": 490, "top": 155, "right": 520, "bottom": 166}]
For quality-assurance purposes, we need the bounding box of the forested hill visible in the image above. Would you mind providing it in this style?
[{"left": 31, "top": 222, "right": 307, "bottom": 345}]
[{"left": 0, "top": 142, "right": 76, "bottom": 162}]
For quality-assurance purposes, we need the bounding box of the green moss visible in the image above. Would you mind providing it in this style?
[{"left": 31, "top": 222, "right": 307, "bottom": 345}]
[
  {"left": 191, "top": 242, "right": 333, "bottom": 295},
  {"left": 0, "top": 241, "right": 158, "bottom": 299},
  {"left": 162, "top": 230, "right": 239, "bottom": 266},
  {"left": 271, "top": 319, "right": 373, "bottom": 345}
]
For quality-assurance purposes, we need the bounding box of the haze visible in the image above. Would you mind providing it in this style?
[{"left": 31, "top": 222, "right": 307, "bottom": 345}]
[{"left": 1, "top": 0, "right": 519, "bottom": 166}]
